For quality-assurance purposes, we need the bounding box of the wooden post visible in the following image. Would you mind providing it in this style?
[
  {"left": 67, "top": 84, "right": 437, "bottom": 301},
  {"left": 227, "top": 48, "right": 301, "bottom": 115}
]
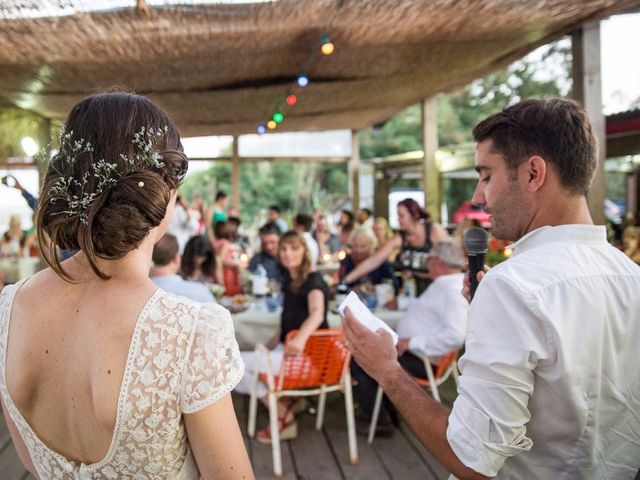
[
  {"left": 231, "top": 135, "right": 240, "bottom": 209},
  {"left": 374, "top": 169, "right": 390, "bottom": 220},
  {"left": 421, "top": 97, "right": 440, "bottom": 222},
  {"left": 35, "top": 117, "right": 51, "bottom": 187},
  {"left": 349, "top": 130, "right": 360, "bottom": 213},
  {"left": 572, "top": 22, "right": 606, "bottom": 225}
]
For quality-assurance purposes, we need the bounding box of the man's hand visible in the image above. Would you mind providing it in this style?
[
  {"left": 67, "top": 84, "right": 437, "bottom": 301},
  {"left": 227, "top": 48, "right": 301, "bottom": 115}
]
[
  {"left": 462, "top": 262, "right": 490, "bottom": 303},
  {"left": 342, "top": 306, "right": 401, "bottom": 385},
  {"left": 396, "top": 338, "right": 410, "bottom": 357}
]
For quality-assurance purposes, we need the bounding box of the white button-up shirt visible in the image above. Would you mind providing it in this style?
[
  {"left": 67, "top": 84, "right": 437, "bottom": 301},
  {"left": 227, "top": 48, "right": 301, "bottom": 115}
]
[
  {"left": 396, "top": 272, "right": 468, "bottom": 363},
  {"left": 446, "top": 225, "right": 640, "bottom": 479}
]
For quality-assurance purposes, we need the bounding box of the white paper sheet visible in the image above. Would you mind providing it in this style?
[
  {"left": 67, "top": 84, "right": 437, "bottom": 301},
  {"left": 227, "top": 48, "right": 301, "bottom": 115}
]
[{"left": 338, "top": 291, "right": 399, "bottom": 345}]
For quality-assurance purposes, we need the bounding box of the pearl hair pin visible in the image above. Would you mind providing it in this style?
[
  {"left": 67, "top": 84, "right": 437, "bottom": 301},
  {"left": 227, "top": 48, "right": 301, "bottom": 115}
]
[{"left": 138, "top": 181, "right": 144, "bottom": 188}]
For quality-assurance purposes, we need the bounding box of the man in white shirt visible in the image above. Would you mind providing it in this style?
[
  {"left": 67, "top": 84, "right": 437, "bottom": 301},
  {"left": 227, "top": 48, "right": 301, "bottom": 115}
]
[
  {"left": 167, "top": 195, "right": 199, "bottom": 254},
  {"left": 151, "top": 234, "right": 217, "bottom": 304},
  {"left": 342, "top": 98, "right": 640, "bottom": 479},
  {"left": 351, "top": 239, "right": 469, "bottom": 434}
]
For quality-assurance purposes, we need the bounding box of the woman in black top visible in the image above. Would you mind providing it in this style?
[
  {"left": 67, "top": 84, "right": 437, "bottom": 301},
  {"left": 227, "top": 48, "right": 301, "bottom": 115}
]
[
  {"left": 343, "top": 198, "right": 449, "bottom": 296},
  {"left": 275, "top": 231, "right": 329, "bottom": 351},
  {"left": 236, "top": 231, "right": 329, "bottom": 443}
]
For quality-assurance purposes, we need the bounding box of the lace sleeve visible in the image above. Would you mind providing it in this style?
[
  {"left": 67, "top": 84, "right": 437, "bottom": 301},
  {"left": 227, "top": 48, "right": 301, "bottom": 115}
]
[{"left": 180, "top": 303, "right": 244, "bottom": 414}]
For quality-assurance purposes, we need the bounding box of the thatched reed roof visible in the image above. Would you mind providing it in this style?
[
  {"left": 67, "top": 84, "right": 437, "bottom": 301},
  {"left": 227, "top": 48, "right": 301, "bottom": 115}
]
[{"left": 0, "top": 0, "right": 638, "bottom": 137}]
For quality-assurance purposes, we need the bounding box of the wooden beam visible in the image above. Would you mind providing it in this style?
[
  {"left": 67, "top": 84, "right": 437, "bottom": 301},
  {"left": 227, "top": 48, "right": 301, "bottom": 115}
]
[
  {"left": 231, "top": 135, "right": 240, "bottom": 208},
  {"left": 349, "top": 131, "right": 360, "bottom": 213},
  {"left": 374, "top": 170, "right": 390, "bottom": 220},
  {"left": 572, "top": 22, "right": 606, "bottom": 225},
  {"left": 421, "top": 97, "right": 440, "bottom": 222}
]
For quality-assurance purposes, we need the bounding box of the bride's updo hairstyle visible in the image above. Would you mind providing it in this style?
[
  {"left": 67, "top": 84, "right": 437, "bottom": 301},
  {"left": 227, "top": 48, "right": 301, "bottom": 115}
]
[{"left": 37, "top": 92, "right": 188, "bottom": 281}]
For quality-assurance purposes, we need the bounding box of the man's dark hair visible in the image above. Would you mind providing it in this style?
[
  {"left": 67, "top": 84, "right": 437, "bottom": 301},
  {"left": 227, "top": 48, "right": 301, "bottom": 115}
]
[
  {"left": 294, "top": 213, "right": 313, "bottom": 232},
  {"left": 473, "top": 98, "right": 597, "bottom": 196},
  {"left": 259, "top": 222, "right": 281, "bottom": 236},
  {"left": 269, "top": 205, "right": 281, "bottom": 214},
  {"left": 227, "top": 216, "right": 241, "bottom": 227},
  {"left": 152, "top": 233, "right": 179, "bottom": 267},
  {"left": 215, "top": 191, "right": 227, "bottom": 201}
]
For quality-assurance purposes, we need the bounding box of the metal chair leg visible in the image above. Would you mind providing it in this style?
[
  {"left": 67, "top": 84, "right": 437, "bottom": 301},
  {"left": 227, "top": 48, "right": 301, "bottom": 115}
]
[
  {"left": 368, "top": 386, "right": 384, "bottom": 444},
  {"left": 268, "top": 392, "right": 283, "bottom": 477},
  {"left": 316, "top": 386, "right": 327, "bottom": 430},
  {"left": 344, "top": 371, "right": 359, "bottom": 464}
]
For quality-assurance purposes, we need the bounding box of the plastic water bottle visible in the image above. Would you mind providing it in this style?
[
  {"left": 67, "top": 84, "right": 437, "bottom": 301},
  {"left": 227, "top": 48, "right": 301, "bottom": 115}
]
[{"left": 252, "top": 264, "right": 269, "bottom": 298}]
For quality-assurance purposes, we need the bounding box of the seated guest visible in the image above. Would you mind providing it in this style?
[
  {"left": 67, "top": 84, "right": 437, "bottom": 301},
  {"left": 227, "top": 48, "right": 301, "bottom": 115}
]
[
  {"left": 213, "top": 221, "right": 244, "bottom": 296},
  {"left": 372, "top": 217, "right": 397, "bottom": 261},
  {"left": 181, "top": 235, "right": 221, "bottom": 284},
  {"left": 1, "top": 215, "right": 27, "bottom": 257},
  {"left": 235, "top": 231, "right": 329, "bottom": 443},
  {"left": 293, "top": 213, "right": 319, "bottom": 268},
  {"left": 151, "top": 234, "right": 217, "bottom": 303},
  {"left": 268, "top": 205, "right": 288, "bottom": 234},
  {"left": 313, "top": 214, "right": 341, "bottom": 259},
  {"left": 351, "top": 240, "right": 468, "bottom": 435},
  {"left": 337, "top": 209, "right": 355, "bottom": 249},
  {"left": 339, "top": 227, "right": 396, "bottom": 290},
  {"left": 249, "top": 222, "right": 283, "bottom": 284}
]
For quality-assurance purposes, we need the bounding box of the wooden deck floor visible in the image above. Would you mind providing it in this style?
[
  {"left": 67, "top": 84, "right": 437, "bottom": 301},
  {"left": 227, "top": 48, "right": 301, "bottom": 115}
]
[{"left": 1, "top": 383, "right": 455, "bottom": 479}]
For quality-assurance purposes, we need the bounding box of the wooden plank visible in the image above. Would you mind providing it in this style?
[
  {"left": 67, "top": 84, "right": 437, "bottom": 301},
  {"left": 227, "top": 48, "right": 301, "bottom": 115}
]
[
  {"left": 398, "top": 422, "right": 449, "bottom": 480},
  {"left": 322, "top": 393, "right": 391, "bottom": 480},
  {"left": 0, "top": 442, "right": 28, "bottom": 480},
  {"left": 288, "top": 410, "right": 343, "bottom": 480},
  {"left": 371, "top": 419, "right": 439, "bottom": 480},
  {"left": 244, "top": 399, "right": 297, "bottom": 480}
]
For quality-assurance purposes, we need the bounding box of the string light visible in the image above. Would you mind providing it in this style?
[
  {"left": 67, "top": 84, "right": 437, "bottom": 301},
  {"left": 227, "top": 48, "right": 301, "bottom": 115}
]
[
  {"left": 320, "top": 34, "right": 334, "bottom": 55},
  {"left": 286, "top": 94, "right": 298, "bottom": 106},
  {"left": 256, "top": 30, "right": 335, "bottom": 132},
  {"left": 297, "top": 74, "right": 309, "bottom": 87}
]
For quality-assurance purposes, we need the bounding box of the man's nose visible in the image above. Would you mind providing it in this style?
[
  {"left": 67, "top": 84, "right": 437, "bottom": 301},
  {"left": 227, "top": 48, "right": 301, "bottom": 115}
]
[{"left": 471, "top": 183, "right": 484, "bottom": 206}]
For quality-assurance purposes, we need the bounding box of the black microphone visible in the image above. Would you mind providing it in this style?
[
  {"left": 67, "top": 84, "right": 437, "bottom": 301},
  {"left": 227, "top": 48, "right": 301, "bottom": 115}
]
[{"left": 464, "top": 227, "right": 489, "bottom": 300}]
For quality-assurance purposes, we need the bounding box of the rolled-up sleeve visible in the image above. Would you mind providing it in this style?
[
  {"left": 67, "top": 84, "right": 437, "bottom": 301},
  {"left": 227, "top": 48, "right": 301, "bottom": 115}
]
[{"left": 446, "top": 275, "right": 549, "bottom": 476}]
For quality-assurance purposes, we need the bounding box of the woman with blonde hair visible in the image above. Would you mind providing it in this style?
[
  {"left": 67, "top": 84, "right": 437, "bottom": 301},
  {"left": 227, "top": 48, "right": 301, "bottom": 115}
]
[
  {"left": 235, "top": 231, "right": 329, "bottom": 443},
  {"left": 0, "top": 92, "right": 253, "bottom": 479},
  {"left": 372, "top": 216, "right": 397, "bottom": 261},
  {"left": 623, "top": 226, "right": 640, "bottom": 265}
]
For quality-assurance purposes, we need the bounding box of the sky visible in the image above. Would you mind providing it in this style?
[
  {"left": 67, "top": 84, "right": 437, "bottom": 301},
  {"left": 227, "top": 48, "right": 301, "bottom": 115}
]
[{"left": 1, "top": 11, "right": 639, "bottom": 231}]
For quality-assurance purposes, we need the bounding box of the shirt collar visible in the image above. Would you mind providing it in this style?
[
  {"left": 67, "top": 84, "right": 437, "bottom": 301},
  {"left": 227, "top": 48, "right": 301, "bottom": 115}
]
[{"left": 509, "top": 224, "right": 607, "bottom": 256}]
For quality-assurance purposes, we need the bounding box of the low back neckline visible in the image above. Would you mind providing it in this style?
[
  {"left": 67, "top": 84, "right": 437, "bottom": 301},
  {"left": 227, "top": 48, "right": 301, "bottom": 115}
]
[{"left": 0, "top": 278, "right": 162, "bottom": 471}]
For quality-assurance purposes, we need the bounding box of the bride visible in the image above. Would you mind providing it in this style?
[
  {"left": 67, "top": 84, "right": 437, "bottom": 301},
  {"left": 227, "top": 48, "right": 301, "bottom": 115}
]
[{"left": 0, "top": 92, "right": 254, "bottom": 479}]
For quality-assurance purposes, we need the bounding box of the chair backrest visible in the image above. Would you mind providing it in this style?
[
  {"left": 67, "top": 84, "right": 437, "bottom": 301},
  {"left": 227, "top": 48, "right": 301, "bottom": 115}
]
[
  {"left": 434, "top": 350, "right": 458, "bottom": 379},
  {"left": 277, "top": 329, "right": 351, "bottom": 391}
]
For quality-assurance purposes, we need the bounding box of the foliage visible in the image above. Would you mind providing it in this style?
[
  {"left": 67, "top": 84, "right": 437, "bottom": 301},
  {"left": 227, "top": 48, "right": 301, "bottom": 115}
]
[{"left": 179, "top": 161, "right": 348, "bottom": 228}]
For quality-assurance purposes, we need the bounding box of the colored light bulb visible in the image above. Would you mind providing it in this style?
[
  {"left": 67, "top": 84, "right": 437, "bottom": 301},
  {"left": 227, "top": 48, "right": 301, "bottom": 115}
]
[
  {"left": 286, "top": 94, "right": 298, "bottom": 106},
  {"left": 320, "top": 34, "right": 334, "bottom": 55},
  {"left": 297, "top": 74, "right": 309, "bottom": 87},
  {"left": 257, "top": 124, "right": 266, "bottom": 134},
  {"left": 273, "top": 112, "right": 284, "bottom": 123},
  {"left": 267, "top": 120, "right": 277, "bottom": 130}
]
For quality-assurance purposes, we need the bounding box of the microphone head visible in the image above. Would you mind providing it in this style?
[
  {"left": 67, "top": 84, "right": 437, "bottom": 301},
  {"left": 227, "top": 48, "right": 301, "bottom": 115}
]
[{"left": 464, "top": 227, "right": 489, "bottom": 254}]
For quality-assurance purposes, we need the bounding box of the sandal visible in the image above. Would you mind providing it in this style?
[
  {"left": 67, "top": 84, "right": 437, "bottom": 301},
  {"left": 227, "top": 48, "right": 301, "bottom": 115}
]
[
  {"left": 256, "top": 411, "right": 297, "bottom": 444},
  {"left": 282, "top": 397, "right": 310, "bottom": 415}
]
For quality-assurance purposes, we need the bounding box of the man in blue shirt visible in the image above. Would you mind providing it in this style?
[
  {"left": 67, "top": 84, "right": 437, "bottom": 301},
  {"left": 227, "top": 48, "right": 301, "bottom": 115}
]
[
  {"left": 248, "top": 222, "right": 283, "bottom": 285},
  {"left": 151, "top": 233, "right": 217, "bottom": 303}
]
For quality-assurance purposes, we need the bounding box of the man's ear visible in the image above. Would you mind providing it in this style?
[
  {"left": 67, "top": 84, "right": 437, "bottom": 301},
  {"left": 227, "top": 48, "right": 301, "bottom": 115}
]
[{"left": 522, "top": 155, "right": 547, "bottom": 193}]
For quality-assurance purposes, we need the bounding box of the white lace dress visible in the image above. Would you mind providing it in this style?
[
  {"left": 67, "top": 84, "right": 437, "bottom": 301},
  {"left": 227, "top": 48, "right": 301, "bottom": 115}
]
[{"left": 0, "top": 280, "right": 244, "bottom": 479}]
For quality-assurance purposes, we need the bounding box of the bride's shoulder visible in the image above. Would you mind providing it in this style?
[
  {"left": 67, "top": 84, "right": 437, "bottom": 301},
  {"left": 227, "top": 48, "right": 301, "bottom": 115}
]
[{"left": 154, "top": 290, "right": 231, "bottom": 330}]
